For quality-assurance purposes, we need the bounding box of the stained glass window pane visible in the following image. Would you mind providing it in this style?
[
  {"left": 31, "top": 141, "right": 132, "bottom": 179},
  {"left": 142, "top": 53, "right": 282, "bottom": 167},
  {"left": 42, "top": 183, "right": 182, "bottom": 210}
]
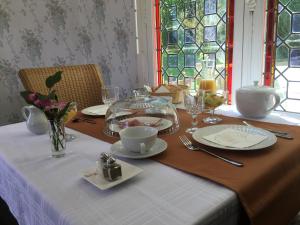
[
  {"left": 205, "top": 0, "right": 217, "bottom": 15},
  {"left": 159, "top": 0, "right": 233, "bottom": 92},
  {"left": 185, "top": 2, "right": 196, "bottom": 18},
  {"left": 168, "top": 54, "right": 178, "bottom": 67},
  {"left": 278, "top": 3, "right": 284, "bottom": 13},
  {"left": 204, "top": 26, "right": 217, "bottom": 42},
  {"left": 184, "top": 29, "right": 196, "bottom": 44},
  {"left": 292, "top": 14, "right": 300, "bottom": 33},
  {"left": 168, "top": 31, "right": 178, "bottom": 45},
  {"left": 185, "top": 54, "right": 195, "bottom": 67},
  {"left": 170, "top": 6, "right": 177, "bottom": 20},
  {"left": 290, "top": 49, "right": 300, "bottom": 67},
  {"left": 265, "top": 0, "right": 300, "bottom": 113}
]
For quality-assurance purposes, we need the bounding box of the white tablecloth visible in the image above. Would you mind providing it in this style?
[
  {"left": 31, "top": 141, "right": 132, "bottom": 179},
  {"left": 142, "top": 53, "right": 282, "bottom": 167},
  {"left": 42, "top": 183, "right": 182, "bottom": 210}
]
[
  {"left": 0, "top": 107, "right": 298, "bottom": 225},
  {"left": 0, "top": 123, "right": 240, "bottom": 225}
]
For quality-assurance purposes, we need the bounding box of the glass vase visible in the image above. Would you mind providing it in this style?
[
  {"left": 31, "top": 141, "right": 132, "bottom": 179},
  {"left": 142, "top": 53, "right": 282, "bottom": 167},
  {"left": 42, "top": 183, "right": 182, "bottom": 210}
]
[{"left": 48, "top": 119, "right": 66, "bottom": 158}]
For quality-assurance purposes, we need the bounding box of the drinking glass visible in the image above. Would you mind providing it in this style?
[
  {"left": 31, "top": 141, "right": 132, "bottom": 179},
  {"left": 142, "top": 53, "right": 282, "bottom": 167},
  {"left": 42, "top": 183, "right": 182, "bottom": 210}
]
[
  {"left": 132, "top": 86, "right": 151, "bottom": 99},
  {"left": 102, "top": 86, "right": 120, "bottom": 105},
  {"left": 184, "top": 89, "right": 205, "bottom": 133},
  {"left": 199, "top": 79, "right": 217, "bottom": 94},
  {"left": 203, "top": 90, "right": 228, "bottom": 124},
  {"left": 64, "top": 102, "right": 77, "bottom": 141}
]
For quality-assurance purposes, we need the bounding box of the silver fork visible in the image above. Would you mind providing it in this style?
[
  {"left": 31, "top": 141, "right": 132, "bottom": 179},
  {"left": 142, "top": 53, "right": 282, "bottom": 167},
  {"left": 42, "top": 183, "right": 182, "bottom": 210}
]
[{"left": 179, "top": 135, "right": 244, "bottom": 167}]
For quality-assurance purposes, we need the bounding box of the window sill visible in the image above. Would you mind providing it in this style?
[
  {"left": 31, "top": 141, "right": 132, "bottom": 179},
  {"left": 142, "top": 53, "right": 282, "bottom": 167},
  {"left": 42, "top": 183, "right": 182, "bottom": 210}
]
[
  {"left": 176, "top": 104, "right": 300, "bottom": 126},
  {"left": 217, "top": 105, "right": 300, "bottom": 126}
]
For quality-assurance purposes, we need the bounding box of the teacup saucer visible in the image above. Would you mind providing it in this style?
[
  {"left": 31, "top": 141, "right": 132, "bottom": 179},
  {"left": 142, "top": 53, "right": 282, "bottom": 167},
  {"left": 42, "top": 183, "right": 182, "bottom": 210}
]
[{"left": 111, "top": 138, "right": 167, "bottom": 159}]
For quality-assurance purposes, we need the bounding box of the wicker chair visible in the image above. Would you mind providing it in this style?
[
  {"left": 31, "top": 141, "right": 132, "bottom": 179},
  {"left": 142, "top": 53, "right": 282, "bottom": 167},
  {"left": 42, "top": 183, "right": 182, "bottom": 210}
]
[{"left": 19, "top": 64, "right": 104, "bottom": 110}]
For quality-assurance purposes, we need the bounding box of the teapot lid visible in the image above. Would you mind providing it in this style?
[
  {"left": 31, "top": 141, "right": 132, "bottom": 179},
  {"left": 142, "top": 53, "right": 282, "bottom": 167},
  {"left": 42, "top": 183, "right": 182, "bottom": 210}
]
[{"left": 238, "top": 81, "right": 276, "bottom": 93}]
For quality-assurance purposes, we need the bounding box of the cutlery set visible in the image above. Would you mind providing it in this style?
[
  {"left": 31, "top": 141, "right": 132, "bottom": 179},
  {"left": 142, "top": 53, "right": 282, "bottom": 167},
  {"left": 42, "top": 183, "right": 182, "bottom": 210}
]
[{"left": 179, "top": 135, "right": 244, "bottom": 167}]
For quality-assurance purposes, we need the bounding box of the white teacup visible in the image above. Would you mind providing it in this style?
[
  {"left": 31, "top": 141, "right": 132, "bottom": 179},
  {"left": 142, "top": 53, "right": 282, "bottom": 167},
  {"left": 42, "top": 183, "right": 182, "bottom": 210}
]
[{"left": 119, "top": 126, "right": 158, "bottom": 154}]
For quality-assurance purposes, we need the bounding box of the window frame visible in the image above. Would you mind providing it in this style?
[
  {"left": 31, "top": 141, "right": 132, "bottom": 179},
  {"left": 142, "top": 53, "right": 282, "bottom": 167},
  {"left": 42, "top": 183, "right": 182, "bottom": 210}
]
[{"left": 136, "top": 0, "right": 267, "bottom": 105}]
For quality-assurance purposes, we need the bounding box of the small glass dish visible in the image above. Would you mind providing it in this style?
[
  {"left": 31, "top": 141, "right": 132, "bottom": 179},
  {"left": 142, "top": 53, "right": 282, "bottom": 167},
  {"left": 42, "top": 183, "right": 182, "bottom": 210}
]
[{"left": 103, "top": 97, "right": 180, "bottom": 137}]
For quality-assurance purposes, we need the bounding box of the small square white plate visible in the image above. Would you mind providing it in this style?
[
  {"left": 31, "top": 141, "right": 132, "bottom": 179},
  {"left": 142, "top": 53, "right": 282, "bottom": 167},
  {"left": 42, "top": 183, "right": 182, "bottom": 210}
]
[{"left": 82, "top": 160, "right": 142, "bottom": 190}]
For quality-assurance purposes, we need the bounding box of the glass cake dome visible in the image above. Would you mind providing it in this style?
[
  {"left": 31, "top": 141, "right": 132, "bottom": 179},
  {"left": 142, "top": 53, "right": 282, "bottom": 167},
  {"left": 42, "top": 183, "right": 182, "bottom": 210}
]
[{"left": 103, "top": 96, "right": 180, "bottom": 137}]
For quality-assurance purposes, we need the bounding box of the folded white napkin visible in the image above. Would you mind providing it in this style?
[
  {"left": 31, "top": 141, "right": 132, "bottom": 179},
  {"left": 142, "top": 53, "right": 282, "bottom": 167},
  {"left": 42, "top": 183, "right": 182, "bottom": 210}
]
[
  {"left": 87, "top": 105, "right": 108, "bottom": 114},
  {"left": 202, "top": 128, "right": 267, "bottom": 148}
]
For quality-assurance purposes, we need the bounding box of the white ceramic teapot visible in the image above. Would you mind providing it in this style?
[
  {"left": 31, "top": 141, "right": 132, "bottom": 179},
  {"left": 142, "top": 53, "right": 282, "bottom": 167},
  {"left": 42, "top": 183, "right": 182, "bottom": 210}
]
[
  {"left": 22, "top": 105, "right": 49, "bottom": 134},
  {"left": 236, "top": 81, "right": 280, "bottom": 118}
]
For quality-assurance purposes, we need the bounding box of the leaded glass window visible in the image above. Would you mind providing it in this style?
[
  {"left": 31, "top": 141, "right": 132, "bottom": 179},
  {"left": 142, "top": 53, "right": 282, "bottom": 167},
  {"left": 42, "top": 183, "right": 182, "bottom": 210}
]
[
  {"left": 265, "top": 0, "right": 300, "bottom": 113},
  {"left": 157, "top": 0, "right": 234, "bottom": 95}
]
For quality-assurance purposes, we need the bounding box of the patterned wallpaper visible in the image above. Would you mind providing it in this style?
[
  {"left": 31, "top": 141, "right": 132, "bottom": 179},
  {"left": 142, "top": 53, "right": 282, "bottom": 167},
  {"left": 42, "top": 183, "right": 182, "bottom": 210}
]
[{"left": 0, "top": 0, "right": 138, "bottom": 125}]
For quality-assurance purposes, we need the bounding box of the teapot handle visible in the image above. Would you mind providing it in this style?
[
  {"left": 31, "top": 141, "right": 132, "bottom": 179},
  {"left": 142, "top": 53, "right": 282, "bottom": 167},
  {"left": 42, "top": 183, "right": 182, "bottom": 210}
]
[
  {"left": 266, "top": 93, "right": 281, "bottom": 113},
  {"left": 21, "top": 106, "right": 31, "bottom": 120}
]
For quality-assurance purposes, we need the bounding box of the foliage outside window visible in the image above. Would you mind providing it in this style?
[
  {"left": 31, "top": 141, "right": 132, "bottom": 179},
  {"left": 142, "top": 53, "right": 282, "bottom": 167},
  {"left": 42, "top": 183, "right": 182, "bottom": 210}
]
[
  {"left": 157, "top": 0, "right": 233, "bottom": 96},
  {"left": 265, "top": 0, "right": 300, "bottom": 113}
]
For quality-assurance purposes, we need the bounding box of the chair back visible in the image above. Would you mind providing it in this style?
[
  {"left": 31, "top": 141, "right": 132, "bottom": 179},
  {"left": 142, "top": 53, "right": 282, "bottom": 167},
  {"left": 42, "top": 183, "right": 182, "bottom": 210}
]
[{"left": 19, "top": 64, "right": 104, "bottom": 110}]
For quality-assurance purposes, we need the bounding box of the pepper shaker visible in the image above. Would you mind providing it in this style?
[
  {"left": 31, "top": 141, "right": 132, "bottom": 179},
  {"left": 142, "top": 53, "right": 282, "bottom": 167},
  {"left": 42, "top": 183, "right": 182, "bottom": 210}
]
[
  {"left": 97, "top": 152, "right": 110, "bottom": 173},
  {"left": 103, "top": 157, "right": 122, "bottom": 181},
  {"left": 100, "top": 152, "right": 110, "bottom": 166}
]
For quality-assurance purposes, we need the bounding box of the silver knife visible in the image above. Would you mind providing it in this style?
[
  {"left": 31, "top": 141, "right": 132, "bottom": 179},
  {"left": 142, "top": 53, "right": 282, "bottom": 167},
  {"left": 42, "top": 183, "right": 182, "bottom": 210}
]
[{"left": 242, "top": 121, "right": 294, "bottom": 140}]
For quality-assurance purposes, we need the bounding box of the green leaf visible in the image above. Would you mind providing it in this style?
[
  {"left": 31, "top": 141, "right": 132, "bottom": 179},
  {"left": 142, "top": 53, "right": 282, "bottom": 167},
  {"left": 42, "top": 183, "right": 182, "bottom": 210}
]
[
  {"left": 36, "top": 93, "right": 48, "bottom": 100},
  {"left": 46, "top": 71, "right": 62, "bottom": 89}
]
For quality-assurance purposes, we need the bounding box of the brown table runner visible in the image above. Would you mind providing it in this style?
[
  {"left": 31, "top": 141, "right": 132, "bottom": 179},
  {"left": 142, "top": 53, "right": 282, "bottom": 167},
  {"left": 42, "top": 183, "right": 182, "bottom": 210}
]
[{"left": 67, "top": 111, "right": 300, "bottom": 225}]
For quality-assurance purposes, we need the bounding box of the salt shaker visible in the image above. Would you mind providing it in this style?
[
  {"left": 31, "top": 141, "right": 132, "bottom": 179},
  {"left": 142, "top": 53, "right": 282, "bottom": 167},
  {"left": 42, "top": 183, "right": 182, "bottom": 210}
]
[{"left": 103, "top": 157, "right": 122, "bottom": 181}]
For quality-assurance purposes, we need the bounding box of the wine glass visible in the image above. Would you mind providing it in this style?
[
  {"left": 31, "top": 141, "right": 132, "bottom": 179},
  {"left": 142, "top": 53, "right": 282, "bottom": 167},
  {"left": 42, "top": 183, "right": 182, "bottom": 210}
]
[
  {"left": 102, "top": 86, "right": 120, "bottom": 105},
  {"left": 64, "top": 102, "right": 77, "bottom": 141},
  {"left": 203, "top": 90, "right": 228, "bottom": 124},
  {"left": 184, "top": 89, "right": 205, "bottom": 133}
]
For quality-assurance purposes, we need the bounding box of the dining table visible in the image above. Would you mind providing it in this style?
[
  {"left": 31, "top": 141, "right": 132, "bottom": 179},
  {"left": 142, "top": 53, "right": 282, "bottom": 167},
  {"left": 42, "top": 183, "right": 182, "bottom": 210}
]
[{"left": 0, "top": 105, "right": 299, "bottom": 225}]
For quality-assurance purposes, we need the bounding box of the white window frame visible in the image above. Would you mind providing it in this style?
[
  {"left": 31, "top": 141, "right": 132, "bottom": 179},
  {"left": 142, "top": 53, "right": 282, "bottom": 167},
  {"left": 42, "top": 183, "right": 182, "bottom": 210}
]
[{"left": 135, "top": 0, "right": 266, "bottom": 104}]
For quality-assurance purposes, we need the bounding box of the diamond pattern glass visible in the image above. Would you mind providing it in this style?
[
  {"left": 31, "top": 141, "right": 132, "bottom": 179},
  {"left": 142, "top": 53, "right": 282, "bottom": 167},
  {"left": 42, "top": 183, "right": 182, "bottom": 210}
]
[
  {"left": 265, "top": 0, "right": 300, "bottom": 113},
  {"left": 159, "top": 0, "right": 232, "bottom": 92}
]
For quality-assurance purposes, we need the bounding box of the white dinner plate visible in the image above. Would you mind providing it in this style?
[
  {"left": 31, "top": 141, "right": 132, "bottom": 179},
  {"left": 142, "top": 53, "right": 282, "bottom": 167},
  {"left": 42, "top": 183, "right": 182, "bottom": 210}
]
[
  {"left": 111, "top": 138, "right": 167, "bottom": 159},
  {"left": 192, "top": 125, "right": 277, "bottom": 151},
  {"left": 81, "top": 105, "right": 109, "bottom": 116},
  {"left": 109, "top": 117, "right": 173, "bottom": 133},
  {"left": 81, "top": 105, "right": 132, "bottom": 118},
  {"left": 82, "top": 159, "right": 142, "bottom": 190}
]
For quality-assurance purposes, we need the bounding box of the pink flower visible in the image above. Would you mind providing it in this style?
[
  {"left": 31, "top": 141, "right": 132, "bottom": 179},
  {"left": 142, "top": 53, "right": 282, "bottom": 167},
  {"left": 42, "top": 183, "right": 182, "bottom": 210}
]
[
  {"left": 27, "top": 93, "right": 37, "bottom": 102},
  {"left": 56, "top": 101, "right": 67, "bottom": 110},
  {"left": 44, "top": 101, "right": 67, "bottom": 111},
  {"left": 34, "top": 99, "right": 52, "bottom": 109},
  {"left": 44, "top": 105, "right": 52, "bottom": 111},
  {"left": 33, "top": 99, "right": 42, "bottom": 108}
]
